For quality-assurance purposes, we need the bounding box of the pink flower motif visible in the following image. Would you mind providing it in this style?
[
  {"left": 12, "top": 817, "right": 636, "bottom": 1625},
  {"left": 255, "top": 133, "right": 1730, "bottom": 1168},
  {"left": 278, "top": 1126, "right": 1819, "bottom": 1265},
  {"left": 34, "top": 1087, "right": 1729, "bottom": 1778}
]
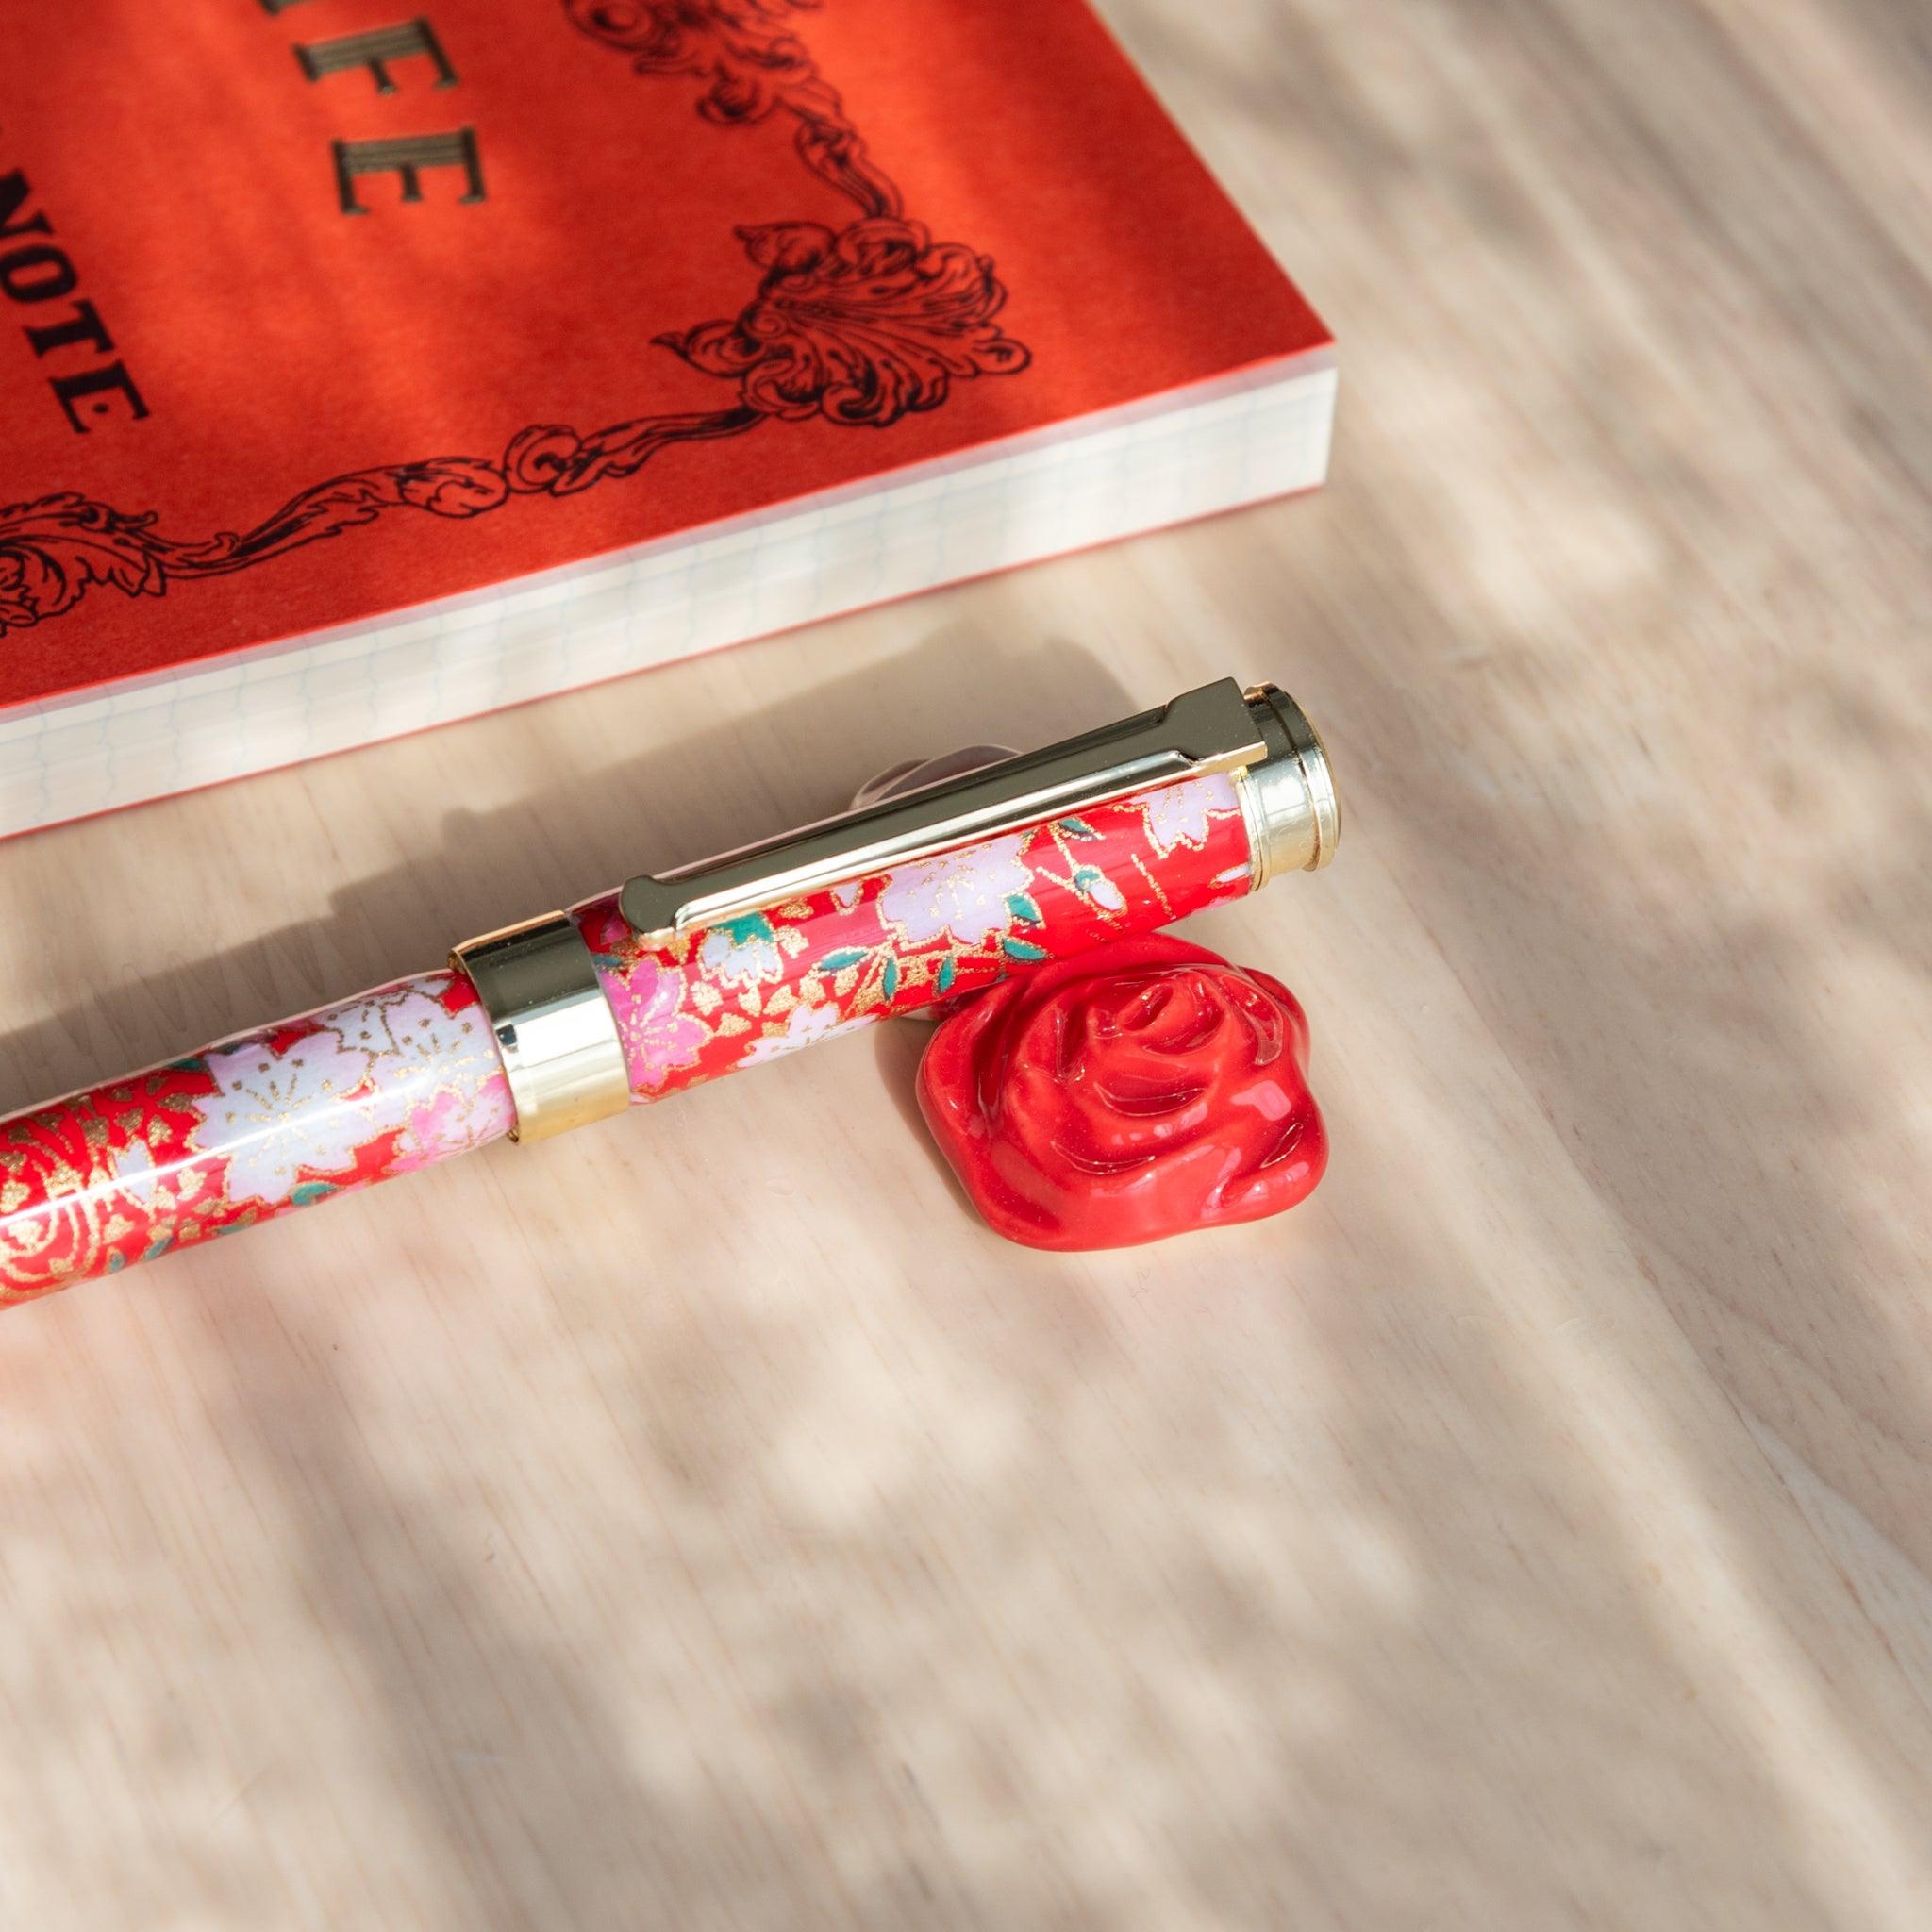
[
  {"left": 394, "top": 1084, "right": 515, "bottom": 1174},
  {"left": 605, "top": 955, "right": 709, "bottom": 1092}
]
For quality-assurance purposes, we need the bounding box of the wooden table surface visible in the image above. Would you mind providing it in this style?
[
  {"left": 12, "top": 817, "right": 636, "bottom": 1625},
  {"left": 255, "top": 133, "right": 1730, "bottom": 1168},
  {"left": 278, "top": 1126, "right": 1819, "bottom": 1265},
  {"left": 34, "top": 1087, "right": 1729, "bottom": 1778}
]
[{"left": 3, "top": 2, "right": 1929, "bottom": 1926}]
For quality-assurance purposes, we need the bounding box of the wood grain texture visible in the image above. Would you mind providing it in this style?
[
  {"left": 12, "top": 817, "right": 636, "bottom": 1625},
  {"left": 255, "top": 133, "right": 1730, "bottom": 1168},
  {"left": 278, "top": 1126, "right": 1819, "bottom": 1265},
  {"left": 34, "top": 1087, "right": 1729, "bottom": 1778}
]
[{"left": 2, "top": 1, "right": 1928, "bottom": 1925}]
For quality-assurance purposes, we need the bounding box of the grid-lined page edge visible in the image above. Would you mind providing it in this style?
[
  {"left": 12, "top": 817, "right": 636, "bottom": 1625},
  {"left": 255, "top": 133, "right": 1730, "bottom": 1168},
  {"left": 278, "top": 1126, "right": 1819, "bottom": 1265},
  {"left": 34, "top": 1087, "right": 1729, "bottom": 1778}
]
[{"left": 0, "top": 363, "right": 1336, "bottom": 837}]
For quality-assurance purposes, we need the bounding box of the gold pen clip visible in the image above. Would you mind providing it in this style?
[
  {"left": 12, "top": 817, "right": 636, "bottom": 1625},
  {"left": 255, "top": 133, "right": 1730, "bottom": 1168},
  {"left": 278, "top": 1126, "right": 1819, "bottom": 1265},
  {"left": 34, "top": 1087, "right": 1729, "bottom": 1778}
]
[{"left": 619, "top": 676, "right": 1336, "bottom": 945}]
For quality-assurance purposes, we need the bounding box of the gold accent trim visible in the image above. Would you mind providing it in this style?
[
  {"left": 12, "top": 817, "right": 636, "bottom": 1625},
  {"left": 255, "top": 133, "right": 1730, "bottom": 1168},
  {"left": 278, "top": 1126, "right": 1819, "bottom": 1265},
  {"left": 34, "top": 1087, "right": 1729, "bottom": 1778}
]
[
  {"left": 620, "top": 678, "right": 1270, "bottom": 944},
  {"left": 1235, "top": 686, "right": 1341, "bottom": 883},
  {"left": 451, "top": 915, "right": 631, "bottom": 1143}
]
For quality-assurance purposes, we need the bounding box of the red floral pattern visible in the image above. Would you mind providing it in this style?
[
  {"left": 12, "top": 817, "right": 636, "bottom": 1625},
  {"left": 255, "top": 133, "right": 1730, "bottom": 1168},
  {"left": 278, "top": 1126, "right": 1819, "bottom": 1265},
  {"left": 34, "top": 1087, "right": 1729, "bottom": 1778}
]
[
  {"left": 573, "top": 775, "right": 1255, "bottom": 1097},
  {"left": 0, "top": 974, "right": 511, "bottom": 1304},
  {"left": 0, "top": 775, "right": 1255, "bottom": 1304},
  {"left": 0, "top": 1062, "right": 222, "bottom": 1300}
]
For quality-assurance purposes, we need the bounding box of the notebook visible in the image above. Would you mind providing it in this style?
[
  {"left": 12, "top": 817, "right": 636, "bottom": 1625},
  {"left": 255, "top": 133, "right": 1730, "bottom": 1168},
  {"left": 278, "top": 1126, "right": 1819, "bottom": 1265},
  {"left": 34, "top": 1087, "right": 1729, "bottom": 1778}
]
[{"left": 0, "top": 0, "right": 1333, "bottom": 836}]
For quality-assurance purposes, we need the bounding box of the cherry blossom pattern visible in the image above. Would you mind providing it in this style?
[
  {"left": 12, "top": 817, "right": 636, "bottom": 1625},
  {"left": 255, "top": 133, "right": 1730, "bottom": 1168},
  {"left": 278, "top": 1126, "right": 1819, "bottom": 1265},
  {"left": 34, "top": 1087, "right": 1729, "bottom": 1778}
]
[
  {"left": 0, "top": 774, "right": 1255, "bottom": 1303},
  {"left": 741, "top": 998, "right": 875, "bottom": 1065},
  {"left": 348, "top": 985, "right": 516, "bottom": 1174},
  {"left": 878, "top": 834, "right": 1034, "bottom": 949},
  {"left": 196, "top": 981, "right": 513, "bottom": 1206},
  {"left": 1142, "top": 772, "right": 1241, "bottom": 857},
  {"left": 697, "top": 913, "right": 785, "bottom": 990},
  {"left": 596, "top": 951, "right": 709, "bottom": 1093},
  {"left": 571, "top": 772, "right": 1254, "bottom": 1094},
  {"left": 199, "top": 1027, "right": 388, "bottom": 1208},
  {"left": 0, "top": 973, "right": 512, "bottom": 1301}
]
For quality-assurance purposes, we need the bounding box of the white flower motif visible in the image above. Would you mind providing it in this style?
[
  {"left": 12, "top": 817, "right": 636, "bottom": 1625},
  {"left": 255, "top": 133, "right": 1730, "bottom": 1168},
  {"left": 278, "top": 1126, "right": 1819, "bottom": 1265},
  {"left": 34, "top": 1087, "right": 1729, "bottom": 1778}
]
[
  {"left": 878, "top": 834, "right": 1032, "bottom": 948},
  {"left": 741, "top": 1000, "right": 875, "bottom": 1066},
  {"left": 105, "top": 1135, "right": 164, "bottom": 1208},
  {"left": 698, "top": 917, "right": 784, "bottom": 989},
  {"left": 1143, "top": 773, "right": 1239, "bottom": 857},
  {"left": 331, "top": 983, "right": 498, "bottom": 1088},
  {"left": 197, "top": 1028, "right": 377, "bottom": 1208},
  {"left": 332, "top": 979, "right": 511, "bottom": 1170}
]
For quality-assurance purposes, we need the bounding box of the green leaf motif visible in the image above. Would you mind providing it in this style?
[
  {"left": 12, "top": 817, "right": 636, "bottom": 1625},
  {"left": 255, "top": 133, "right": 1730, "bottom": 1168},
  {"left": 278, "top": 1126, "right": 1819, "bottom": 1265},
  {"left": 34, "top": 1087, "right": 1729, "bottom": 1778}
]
[
  {"left": 718, "top": 911, "right": 777, "bottom": 943},
  {"left": 818, "top": 946, "right": 869, "bottom": 973},
  {"left": 1056, "top": 816, "right": 1101, "bottom": 841},
  {"left": 1006, "top": 891, "right": 1043, "bottom": 926},
  {"left": 289, "top": 1180, "right": 340, "bottom": 1208},
  {"left": 936, "top": 957, "right": 958, "bottom": 994},
  {"left": 1002, "top": 938, "right": 1050, "bottom": 961},
  {"left": 882, "top": 957, "right": 901, "bottom": 1001},
  {"left": 1073, "top": 865, "right": 1104, "bottom": 891},
  {"left": 141, "top": 1236, "right": 175, "bottom": 1264}
]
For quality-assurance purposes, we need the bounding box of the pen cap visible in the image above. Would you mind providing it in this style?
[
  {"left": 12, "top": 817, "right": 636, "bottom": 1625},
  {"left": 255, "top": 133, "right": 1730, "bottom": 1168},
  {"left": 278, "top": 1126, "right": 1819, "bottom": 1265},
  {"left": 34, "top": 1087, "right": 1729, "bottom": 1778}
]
[
  {"left": 1239, "top": 686, "right": 1341, "bottom": 881},
  {"left": 617, "top": 677, "right": 1338, "bottom": 944}
]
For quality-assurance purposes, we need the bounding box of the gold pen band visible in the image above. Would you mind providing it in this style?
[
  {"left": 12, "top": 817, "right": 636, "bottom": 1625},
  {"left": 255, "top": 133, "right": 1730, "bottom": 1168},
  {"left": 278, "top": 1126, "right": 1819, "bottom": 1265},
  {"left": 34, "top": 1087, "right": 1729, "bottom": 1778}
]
[
  {"left": 1235, "top": 685, "right": 1341, "bottom": 884},
  {"left": 451, "top": 913, "right": 631, "bottom": 1142}
]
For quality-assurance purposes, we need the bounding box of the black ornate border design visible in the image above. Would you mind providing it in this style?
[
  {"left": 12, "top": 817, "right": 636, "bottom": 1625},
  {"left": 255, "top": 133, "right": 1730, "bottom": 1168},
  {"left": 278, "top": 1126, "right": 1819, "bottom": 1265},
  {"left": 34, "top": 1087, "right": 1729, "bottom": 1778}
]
[{"left": 0, "top": 0, "right": 1029, "bottom": 639}]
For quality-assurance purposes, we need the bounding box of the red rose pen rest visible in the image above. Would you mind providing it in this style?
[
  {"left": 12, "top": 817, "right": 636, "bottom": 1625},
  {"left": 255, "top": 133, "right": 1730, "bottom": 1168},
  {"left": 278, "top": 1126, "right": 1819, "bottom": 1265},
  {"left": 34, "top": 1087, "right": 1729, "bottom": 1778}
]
[
  {"left": 0, "top": 678, "right": 1341, "bottom": 1304},
  {"left": 918, "top": 932, "right": 1328, "bottom": 1251}
]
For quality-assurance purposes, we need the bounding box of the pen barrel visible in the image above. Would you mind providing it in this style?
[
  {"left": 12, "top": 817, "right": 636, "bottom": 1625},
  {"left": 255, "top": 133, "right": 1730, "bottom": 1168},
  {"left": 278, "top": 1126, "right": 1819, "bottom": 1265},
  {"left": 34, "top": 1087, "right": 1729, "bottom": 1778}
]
[
  {"left": 572, "top": 767, "right": 1261, "bottom": 1102},
  {"left": 0, "top": 972, "right": 517, "bottom": 1306},
  {"left": 0, "top": 756, "right": 1305, "bottom": 1305}
]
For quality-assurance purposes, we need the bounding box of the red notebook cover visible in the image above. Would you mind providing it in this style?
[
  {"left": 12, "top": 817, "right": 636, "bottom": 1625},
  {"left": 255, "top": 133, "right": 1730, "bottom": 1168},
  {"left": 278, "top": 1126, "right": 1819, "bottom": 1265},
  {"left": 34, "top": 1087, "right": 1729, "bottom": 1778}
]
[{"left": 0, "top": 0, "right": 1327, "bottom": 713}]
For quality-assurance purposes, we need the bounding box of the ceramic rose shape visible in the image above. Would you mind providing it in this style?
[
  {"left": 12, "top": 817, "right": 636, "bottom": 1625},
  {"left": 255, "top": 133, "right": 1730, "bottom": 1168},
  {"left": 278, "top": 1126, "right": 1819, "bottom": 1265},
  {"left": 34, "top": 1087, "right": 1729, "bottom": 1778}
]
[{"left": 917, "top": 935, "right": 1326, "bottom": 1250}]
